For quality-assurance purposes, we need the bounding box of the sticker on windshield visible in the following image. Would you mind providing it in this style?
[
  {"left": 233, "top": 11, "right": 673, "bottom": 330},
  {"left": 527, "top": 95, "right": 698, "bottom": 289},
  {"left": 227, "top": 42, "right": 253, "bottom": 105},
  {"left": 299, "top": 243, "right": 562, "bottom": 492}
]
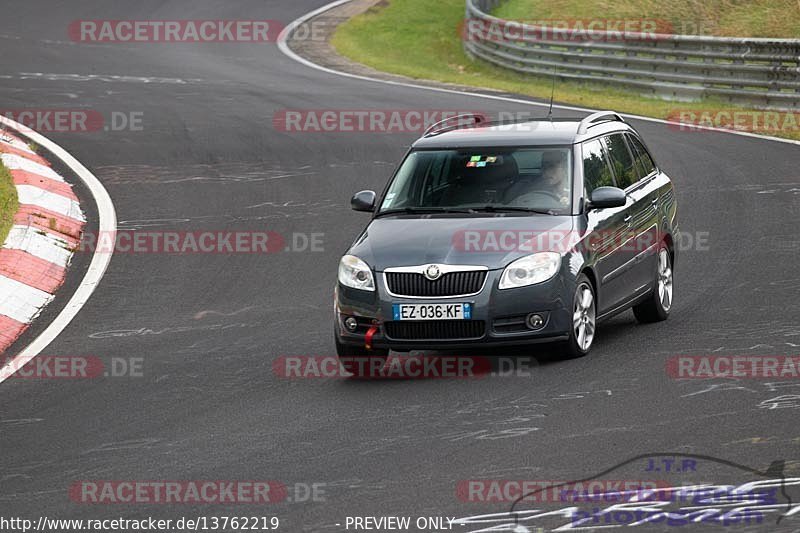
[{"left": 466, "top": 155, "right": 501, "bottom": 167}]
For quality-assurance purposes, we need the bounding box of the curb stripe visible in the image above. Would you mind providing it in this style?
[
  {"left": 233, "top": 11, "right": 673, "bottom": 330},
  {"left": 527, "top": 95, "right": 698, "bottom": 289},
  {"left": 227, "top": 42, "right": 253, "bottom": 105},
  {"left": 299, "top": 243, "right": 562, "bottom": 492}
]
[
  {"left": 3, "top": 225, "right": 73, "bottom": 267},
  {"left": 16, "top": 184, "right": 85, "bottom": 221},
  {"left": 0, "top": 249, "right": 67, "bottom": 293},
  {"left": 0, "top": 276, "right": 54, "bottom": 324},
  {"left": 0, "top": 132, "right": 35, "bottom": 154},
  {"left": 0, "top": 315, "right": 28, "bottom": 354},
  {"left": 1, "top": 152, "right": 64, "bottom": 182},
  {"left": 0, "top": 122, "right": 86, "bottom": 355},
  {"left": 12, "top": 169, "right": 79, "bottom": 200},
  {"left": 0, "top": 143, "right": 48, "bottom": 165},
  {"left": 14, "top": 205, "right": 84, "bottom": 241}
]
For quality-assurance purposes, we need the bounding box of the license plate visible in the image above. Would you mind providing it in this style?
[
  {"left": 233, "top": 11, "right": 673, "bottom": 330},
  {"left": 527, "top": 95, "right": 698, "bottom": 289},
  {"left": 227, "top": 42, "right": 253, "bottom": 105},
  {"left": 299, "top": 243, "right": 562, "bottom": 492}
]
[{"left": 392, "top": 303, "right": 472, "bottom": 321}]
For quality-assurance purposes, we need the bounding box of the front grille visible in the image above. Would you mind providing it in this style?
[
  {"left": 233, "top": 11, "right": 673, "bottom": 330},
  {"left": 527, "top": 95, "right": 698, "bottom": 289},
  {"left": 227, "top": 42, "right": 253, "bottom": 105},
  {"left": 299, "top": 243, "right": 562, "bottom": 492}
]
[
  {"left": 385, "top": 270, "right": 487, "bottom": 297},
  {"left": 384, "top": 320, "right": 485, "bottom": 340}
]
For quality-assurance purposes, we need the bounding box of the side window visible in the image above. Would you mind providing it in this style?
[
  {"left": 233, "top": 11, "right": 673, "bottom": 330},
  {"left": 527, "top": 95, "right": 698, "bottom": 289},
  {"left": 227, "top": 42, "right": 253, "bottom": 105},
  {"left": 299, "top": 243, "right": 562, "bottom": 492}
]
[
  {"left": 626, "top": 133, "right": 656, "bottom": 178},
  {"left": 604, "top": 134, "right": 638, "bottom": 189},
  {"left": 582, "top": 139, "right": 614, "bottom": 193}
]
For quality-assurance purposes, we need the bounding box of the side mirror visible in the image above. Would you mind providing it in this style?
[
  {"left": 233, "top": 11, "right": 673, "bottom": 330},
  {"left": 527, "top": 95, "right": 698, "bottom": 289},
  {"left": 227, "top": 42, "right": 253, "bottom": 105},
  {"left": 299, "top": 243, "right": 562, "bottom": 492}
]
[
  {"left": 588, "top": 186, "right": 626, "bottom": 210},
  {"left": 351, "top": 190, "right": 377, "bottom": 212}
]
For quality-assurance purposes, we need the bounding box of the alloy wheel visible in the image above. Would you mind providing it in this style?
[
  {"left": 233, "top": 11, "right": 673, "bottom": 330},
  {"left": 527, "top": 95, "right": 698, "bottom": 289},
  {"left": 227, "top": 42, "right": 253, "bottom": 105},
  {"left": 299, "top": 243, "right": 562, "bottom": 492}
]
[{"left": 573, "top": 283, "right": 596, "bottom": 351}]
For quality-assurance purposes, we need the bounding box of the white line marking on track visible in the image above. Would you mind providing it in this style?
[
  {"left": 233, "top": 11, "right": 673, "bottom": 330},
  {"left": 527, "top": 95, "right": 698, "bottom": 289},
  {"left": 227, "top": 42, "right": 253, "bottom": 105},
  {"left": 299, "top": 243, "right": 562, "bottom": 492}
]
[
  {"left": 276, "top": 0, "right": 800, "bottom": 146},
  {"left": 0, "top": 117, "right": 117, "bottom": 384},
  {"left": 16, "top": 72, "right": 199, "bottom": 85}
]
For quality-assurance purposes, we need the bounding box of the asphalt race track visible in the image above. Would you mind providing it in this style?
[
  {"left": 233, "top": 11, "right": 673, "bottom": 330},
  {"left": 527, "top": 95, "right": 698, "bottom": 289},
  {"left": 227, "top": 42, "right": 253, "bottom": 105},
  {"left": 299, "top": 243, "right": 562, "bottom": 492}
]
[{"left": 1, "top": 1, "right": 800, "bottom": 532}]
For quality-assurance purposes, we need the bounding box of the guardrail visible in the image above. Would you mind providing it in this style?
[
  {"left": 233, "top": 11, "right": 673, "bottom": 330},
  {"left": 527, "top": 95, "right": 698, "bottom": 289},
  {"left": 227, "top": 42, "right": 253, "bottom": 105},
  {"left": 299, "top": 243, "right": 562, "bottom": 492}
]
[{"left": 464, "top": 0, "right": 800, "bottom": 110}]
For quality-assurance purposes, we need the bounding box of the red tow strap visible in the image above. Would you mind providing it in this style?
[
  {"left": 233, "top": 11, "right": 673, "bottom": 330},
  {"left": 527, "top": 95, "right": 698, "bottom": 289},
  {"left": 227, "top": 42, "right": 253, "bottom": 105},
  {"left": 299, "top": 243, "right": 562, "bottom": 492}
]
[{"left": 365, "top": 325, "right": 378, "bottom": 350}]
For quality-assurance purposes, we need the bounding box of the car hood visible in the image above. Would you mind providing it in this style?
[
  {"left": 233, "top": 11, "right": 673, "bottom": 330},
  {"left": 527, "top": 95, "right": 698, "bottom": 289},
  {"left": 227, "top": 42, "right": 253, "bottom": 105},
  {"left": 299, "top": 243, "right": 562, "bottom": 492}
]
[{"left": 349, "top": 215, "right": 576, "bottom": 271}]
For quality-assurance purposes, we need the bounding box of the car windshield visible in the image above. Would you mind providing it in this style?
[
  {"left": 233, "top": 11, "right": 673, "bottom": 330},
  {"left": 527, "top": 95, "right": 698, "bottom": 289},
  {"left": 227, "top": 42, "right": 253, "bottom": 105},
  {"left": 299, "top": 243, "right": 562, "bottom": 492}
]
[{"left": 378, "top": 147, "right": 573, "bottom": 215}]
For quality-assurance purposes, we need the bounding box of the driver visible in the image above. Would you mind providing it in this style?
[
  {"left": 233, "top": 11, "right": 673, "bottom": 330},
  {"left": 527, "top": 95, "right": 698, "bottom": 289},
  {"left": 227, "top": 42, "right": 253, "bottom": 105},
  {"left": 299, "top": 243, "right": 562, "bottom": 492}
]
[
  {"left": 541, "top": 150, "right": 570, "bottom": 206},
  {"left": 503, "top": 150, "right": 570, "bottom": 207}
]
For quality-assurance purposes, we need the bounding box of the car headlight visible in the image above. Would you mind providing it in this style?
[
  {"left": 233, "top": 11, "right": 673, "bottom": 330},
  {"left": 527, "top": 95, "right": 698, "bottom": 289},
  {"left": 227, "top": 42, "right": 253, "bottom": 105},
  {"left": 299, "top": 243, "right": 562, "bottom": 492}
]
[
  {"left": 338, "top": 255, "right": 375, "bottom": 291},
  {"left": 499, "top": 252, "right": 561, "bottom": 289}
]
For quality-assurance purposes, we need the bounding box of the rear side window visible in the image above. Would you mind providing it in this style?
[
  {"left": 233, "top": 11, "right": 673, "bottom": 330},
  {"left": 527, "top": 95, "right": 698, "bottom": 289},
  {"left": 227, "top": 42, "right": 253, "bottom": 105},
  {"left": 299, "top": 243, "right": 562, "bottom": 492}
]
[
  {"left": 604, "top": 134, "right": 638, "bottom": 189},
  {"left": 582, "top": 139, "right": 615, "bottom": 192},
  {"left": 626, "top": 133, "right": 656, "bottom": 178}
]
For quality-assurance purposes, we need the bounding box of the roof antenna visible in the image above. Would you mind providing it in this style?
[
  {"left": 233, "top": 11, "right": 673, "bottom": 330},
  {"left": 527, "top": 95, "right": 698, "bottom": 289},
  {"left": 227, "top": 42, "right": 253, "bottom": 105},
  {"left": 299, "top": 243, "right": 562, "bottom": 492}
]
[{"left": 546, "top": 65, "right": 557, "bottom": 121}]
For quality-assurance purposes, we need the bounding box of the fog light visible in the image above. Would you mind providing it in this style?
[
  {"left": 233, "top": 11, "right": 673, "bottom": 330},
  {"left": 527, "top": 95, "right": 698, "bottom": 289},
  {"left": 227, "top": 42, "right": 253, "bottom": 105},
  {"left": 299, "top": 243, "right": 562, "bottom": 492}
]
[
  {"left": 344, "top": 317, "right": 358, "bottom": 332},
  {"left": 526, "top": 313, "right": 544, "bottom": 330}
]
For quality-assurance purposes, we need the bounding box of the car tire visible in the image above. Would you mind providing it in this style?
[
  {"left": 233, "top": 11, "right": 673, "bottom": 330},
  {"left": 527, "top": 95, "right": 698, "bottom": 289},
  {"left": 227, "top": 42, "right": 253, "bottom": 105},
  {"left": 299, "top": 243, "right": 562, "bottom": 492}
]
[
  {"left": 561, "top": 274, "right": 596, "bottom": 358},
  {"left": 335, "top": 337, "right": 389, "bottom": 377},
  {"left": 633, "top": 244, "right": 673, "bottom": 323}
]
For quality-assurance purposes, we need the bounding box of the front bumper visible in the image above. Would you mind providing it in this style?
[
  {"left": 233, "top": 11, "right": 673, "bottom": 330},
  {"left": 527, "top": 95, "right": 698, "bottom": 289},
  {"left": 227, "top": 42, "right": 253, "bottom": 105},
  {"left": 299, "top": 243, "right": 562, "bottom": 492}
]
[{"left": 335, "top": 267, "right": 575, "bottom": 351}]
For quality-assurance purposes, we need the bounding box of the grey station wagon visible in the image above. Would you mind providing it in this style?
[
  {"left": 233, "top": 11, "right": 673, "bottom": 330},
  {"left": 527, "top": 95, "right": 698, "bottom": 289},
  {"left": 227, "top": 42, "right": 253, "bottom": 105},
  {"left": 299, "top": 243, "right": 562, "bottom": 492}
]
[{"left": 334, "top": 111, "right": 678, "bottom": 375}]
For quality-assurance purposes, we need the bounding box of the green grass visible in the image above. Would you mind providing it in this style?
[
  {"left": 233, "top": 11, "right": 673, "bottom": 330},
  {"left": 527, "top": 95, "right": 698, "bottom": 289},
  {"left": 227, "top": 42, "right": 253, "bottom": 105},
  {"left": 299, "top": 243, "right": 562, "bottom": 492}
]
[
  {"left": 0, "top": 160, "right": 18, "bottom": 245},
  {"left": 331, "top": 0, "right": 800, "bottom": 141},
  {"left": 494, "top": 0, "right": 800, "bottom": 38}
]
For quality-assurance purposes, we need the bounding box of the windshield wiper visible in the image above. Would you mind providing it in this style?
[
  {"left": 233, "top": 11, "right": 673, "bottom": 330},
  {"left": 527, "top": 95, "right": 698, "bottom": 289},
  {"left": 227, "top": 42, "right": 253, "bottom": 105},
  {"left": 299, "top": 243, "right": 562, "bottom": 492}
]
[
  {"left": 376, "top": 206, "right": 557, "bottom": 217},
  {"left": 470, "top": 205, "right": 556, "bottom": 215},
  {"left": 375, "top": 207, "right": 476, "bottom": 217}
]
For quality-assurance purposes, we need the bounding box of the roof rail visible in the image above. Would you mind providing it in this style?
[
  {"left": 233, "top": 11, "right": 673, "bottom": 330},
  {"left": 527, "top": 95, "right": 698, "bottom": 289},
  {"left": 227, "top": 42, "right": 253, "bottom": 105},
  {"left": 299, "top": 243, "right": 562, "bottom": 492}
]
[
  {"left": 423, "top": 113, "right": 485, "bottom": 137},
  {"left": 577, "top": 111, "right": 625, "bottom": 135}
]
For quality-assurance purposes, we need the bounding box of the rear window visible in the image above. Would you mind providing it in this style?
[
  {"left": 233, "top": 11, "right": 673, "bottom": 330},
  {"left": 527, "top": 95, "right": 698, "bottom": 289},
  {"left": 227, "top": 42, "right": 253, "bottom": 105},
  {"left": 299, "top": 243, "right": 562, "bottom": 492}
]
[{"left": 627, "top": 133, "right": 657, "bottom": 178}]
